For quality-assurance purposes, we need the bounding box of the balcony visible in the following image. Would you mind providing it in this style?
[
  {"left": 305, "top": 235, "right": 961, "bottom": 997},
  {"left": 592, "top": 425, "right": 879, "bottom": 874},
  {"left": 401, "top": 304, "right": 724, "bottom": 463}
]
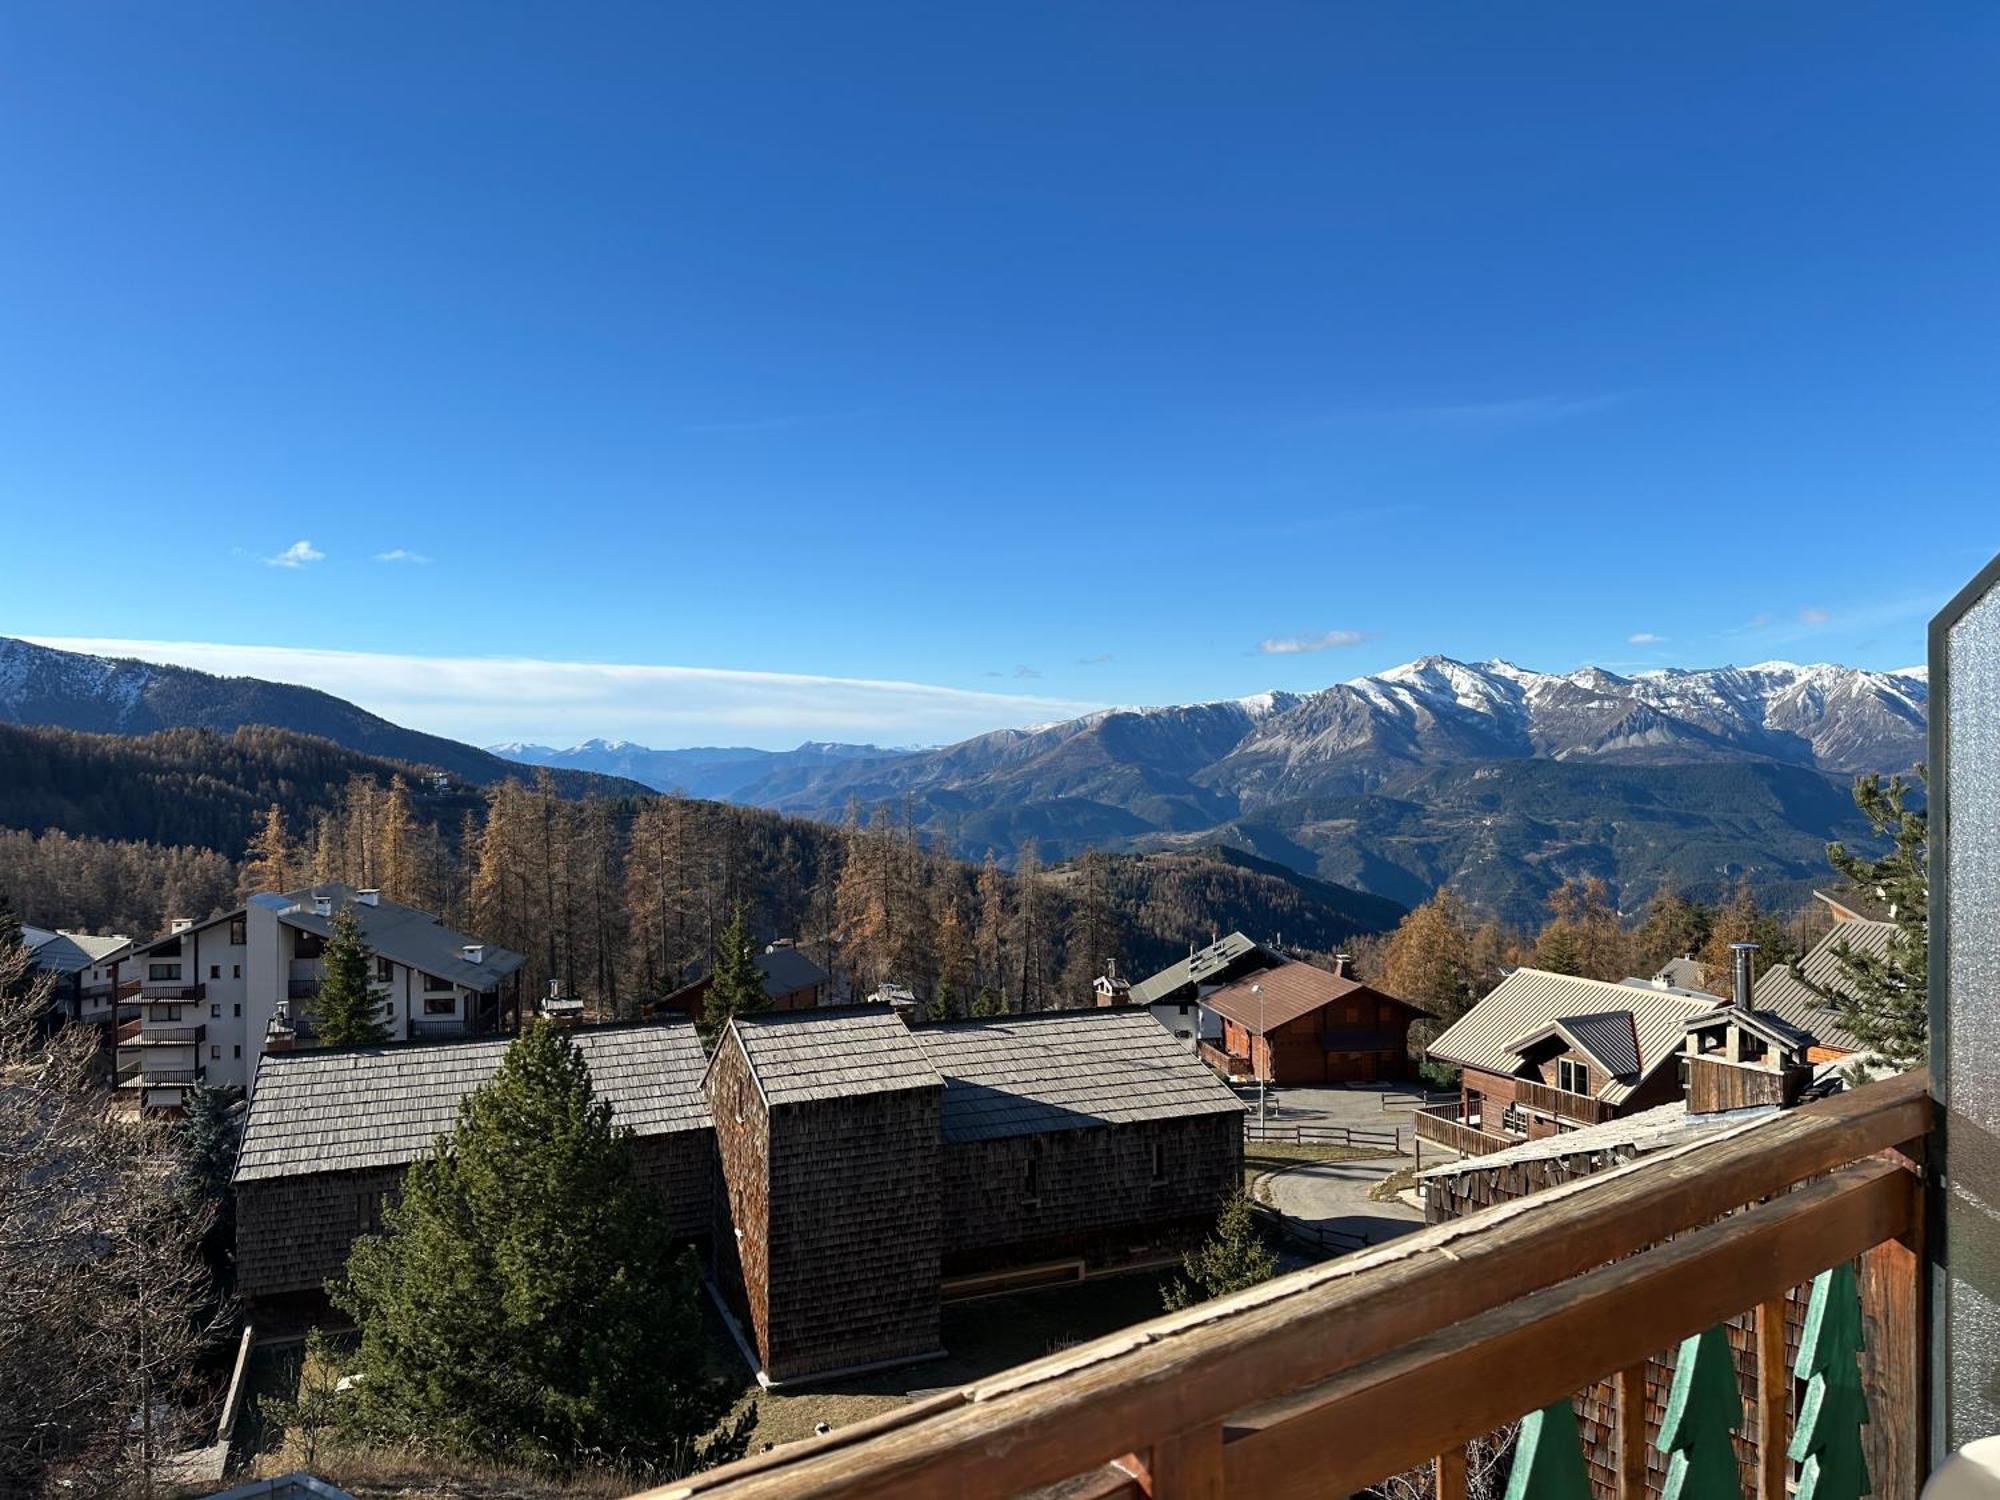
[
  {"left": 140, "top": 981, "right": 205, "bottom": 1002},
  {"left": 126, "top": 1023, "right": 205, "bottom": 1047},
  {"left": 288, "top": 979, "right": 321, "bottom": 1001},
  {"left": 1413, "top": 1099, "right": 1513, "bottom": 1157},
  {"left": 663, "top": 1072, "right": 1929, "bottom": 1500},
  {"left": 116, "top": 1065, "right": 202, "bottom": 1089},
  {"left": 1513, "top": 1076, "right": 1616, "bottom": 1126}
]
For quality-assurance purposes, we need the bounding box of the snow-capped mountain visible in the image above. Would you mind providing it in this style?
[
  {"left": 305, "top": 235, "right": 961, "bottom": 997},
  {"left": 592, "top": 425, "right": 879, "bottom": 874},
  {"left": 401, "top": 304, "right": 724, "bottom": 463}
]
[{"left": 487, "top": 737, "right": 898, "bottom": 799}]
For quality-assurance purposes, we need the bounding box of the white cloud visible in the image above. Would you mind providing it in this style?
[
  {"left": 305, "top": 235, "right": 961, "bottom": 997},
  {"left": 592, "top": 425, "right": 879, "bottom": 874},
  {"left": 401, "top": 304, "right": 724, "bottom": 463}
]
[
  {"left": 21, "top": 636, "right": 1102, "bottom": 750},
  {"left": 1258, "top": 628, "right": 1376, "bottom": 656},
  {"left": 264, "top": 540, "right": 325, "bottom": 569},
  {"left": 1628, "top": 632, "right": 1667, "bottom": 645},
  {"left": 1799, "top": 606, "right": 1831, "bottom": 626},
  {"left": 376, "top": 548, "right": 431, "bottom": 565}
]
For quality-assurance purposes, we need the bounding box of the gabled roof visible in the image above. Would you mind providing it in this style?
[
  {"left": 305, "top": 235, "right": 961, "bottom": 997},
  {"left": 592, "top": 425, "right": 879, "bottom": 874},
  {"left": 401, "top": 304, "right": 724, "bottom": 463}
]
[
  {"left": 1128, "top": 932, "right": 1279, "bottom": 1007},
  {"left": 234, "top": 1022, "right": 709, "bottom": 1184},
  {"left": 1651, "top": 955, "right": 1714, "bottom": 995},
  {"left": 1683, "top": 1004, "right": 1815, "bottom": 1054},
  {"left": 21, "top": 926, "right": 131, "bottom": 974},
  {"left": 1505, "top": 1011, "right": 1642, "bottom": 1080},
  {"left": 721, "top": 1007, "right": 942, "bottom": 1106},
  {"left": 914, "top": 1008, "right": 1245, "bottom": 1144},
  {"left": 1427, "top": 968, "right": 1716, "bottom": 1105},
  {"left": 1747, "top": 918, "right": 1896, "bottom": 1056},
  {"left": 1200, "top": 960, "right": 1427, "bottom": 1035},
  {"left": 273, "top": 883, "right": 527, "bottom": 991},
  {"left": 666, "top": 944, "right": 832, "bottom": 1005}
]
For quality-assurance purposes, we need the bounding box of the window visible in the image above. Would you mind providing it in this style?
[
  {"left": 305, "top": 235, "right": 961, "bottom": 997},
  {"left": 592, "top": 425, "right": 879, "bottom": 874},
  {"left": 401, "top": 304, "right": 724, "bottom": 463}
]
[
  {"left": 375, "top": 957, "right": 396, "bottom": 983},
  {"left": 357, "top": 1189, "right": 389, "bottom": 1234},
  {"left": 148, "top": 963, "right": 180, "bottom": 981},
  {"left": 1150, "top": 1141, "right": 1166, "bottom": 1185},
  {"left": 1023, "top": 1155, "right": 1040, "bottom": 1208},
  {"left": 209, "top": 964, "right": 220, "bottom": 980},
  {"left": 233, "top": 1003, "right": 241, "bottom": 1017},
  {"left": 228, "top": 917, "right": 246, "bottom": 946},
  {"left": 156, "top": 1005, "right": 181, "bottom": 1022},
  {"left": 1557, "top": 1058, "right": 1590, "bottom": 1095},
  {"left": 210, "top": 1003, "right": 220, "bottom": 1019},
  {"left": 210, "top": 1045, "right": 220, "bottom": 1060},
  {"left": 232, "top": 965, "right": 241, "bottom": 979},
  {"left": 424, "top": 995, "right": 456, "bottom": 1016},
  {"left": 423, "top": 971, "right": 453, "bottom": 993},
  {"left": 233, "top": 1045, "right": 241, "bottom": 1059},
  {"left": 1465, "top": 1089, "right": 1483, "bottom": 1127}
]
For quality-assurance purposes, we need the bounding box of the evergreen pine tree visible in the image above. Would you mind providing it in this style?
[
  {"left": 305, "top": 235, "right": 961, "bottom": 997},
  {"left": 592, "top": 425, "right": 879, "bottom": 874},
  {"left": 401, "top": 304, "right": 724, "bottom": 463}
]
[
  {"left": 1820, "top": 771, "right": 1928, "bottom": 1071},
  {"left": 703, "top": 900, "right": 768, "bottom": 1037},
  {"left": 333, "top": 1021, "right": 752, "bottom": 1475},
  {"left": 1656, "top": 1324, "right": 1744, "bottom": 1500},
  {"left": 1790, "top": 1262, "right": 1870, "bottom": 1500},
  {"left": 314, "top": 903, "right": 388, "bottom": 1046},
  {"left": 1162, "top": 1190, "right": 1278, "bottom": 1310}
]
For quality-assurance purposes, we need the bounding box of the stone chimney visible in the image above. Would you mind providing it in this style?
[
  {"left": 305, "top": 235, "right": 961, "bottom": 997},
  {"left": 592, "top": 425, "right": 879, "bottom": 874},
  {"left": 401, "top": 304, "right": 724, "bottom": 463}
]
[{"left": 170, "top": 917, "right": 194, "bottom": 935}]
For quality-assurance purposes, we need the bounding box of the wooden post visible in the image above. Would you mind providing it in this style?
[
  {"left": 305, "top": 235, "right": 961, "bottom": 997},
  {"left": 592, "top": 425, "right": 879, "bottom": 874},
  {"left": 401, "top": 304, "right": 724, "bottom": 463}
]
[
  {"left": 1756, "top": 1296, "right": 1790, "bottom": 1500},
  {"left": 1858, "top": 1169, "right": 1924, "bottom": 1500},
  {"left": 1615, "top": 1362, "right": 1649, "bottom": 1500},
  {"left": 1135, "top": 1426, "right": 1225, "bottom": 1499},
  {"left": 1433, "top": 1445, "right": 1468, "bottom": 1500}
]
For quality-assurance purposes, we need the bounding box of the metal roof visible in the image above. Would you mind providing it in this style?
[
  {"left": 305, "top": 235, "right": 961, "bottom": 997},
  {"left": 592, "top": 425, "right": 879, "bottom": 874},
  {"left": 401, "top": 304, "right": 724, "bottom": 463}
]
[
  {"left": 1426, "top": 968, "right": 1716, "bottom": 1105},
  {"left": 1683, "top": 1003, "right": 1816, "bottom": 1053},
  {"left": 915, "top": 1008, "right": 1247, "bottom": 1144},
  {"left": 1200, "top": 960, "right": 1427, "bottom": 1035},
  {"left": 1506, "top": 1010, "right": 1642, "bottom": 1080},
  {"left": 274, "top": 883, "right": 526, "bottom": 991},
  {"left": 724, "top": 1007, "right": 942, "bottom": 1106},
  {"left": 21, "top": 926, "right": 130, "bottom": 974},
  {"left": 1747, "top": 918, "right": 1896, "bottom": 1055},
  {"left": 234, "top": 1022, "right": 709, "bottom": 1184},
  {"left": 1127, "top": 932, "right": 1278, "bottom": 1007}
]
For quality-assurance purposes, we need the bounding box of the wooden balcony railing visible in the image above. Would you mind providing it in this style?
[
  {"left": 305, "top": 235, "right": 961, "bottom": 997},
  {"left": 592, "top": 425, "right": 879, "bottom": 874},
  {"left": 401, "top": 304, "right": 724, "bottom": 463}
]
[
  {"left": 1514, "top": 1077, "right": 1616, "bottom": 1125},
  {"left": 651, "top": 1071, "right": 1929, "bottom": 1500},
  {"left": 1413, "top": 1101, "right": 1513, "bottom": 1157}
]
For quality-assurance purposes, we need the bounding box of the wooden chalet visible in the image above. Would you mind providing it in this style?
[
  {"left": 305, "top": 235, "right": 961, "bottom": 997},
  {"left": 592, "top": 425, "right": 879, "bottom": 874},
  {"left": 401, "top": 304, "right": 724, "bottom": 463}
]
[
  {"left": 1198, "top": 959, "right": 1428, "bottom": 1084},
  {"left": 1126, "top": 932, "right": 1285, "bottom": 1050},
  {"left": 655, "top": 941, "right": 831, "bottom": 1020},
  {"left": 232, "top": 1022, "right": 713, "bottom": 1308}
]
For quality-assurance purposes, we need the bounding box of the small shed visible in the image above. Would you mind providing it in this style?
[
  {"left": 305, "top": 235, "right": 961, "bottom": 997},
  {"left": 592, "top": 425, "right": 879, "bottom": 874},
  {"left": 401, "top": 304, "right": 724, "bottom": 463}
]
[
  {"left": 705, "top": 1008, "right": 945, "bottom": 1386},
  {"left": 1200, "top": 960, "right": 1428, "bottom": 1083},
  {"left": 232, "top": 1022, "right": 712, "bottom": 1305}
]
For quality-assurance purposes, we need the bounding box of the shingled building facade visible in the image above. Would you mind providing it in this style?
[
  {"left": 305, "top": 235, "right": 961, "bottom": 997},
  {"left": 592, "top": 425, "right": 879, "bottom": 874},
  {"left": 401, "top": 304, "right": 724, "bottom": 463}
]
[{"left": 233, "top": 1022, "right": 713, "bottom": 1304}]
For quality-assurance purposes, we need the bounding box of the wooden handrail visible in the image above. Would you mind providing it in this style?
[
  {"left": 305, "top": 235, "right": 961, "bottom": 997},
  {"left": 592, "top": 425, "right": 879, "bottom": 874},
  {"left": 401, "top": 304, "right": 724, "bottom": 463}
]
[{"left": 650, "top": 1072, "right": 1929, "bottom": 1500}]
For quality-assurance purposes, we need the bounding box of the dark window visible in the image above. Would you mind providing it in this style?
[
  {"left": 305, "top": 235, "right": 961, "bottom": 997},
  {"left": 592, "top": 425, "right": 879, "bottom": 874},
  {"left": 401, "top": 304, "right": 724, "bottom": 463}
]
[
  {"left": 1023, "top": 1156, "right": 1040, "bottom": 1207},
  {"left": 295, "top": 932, "right": 324, "bottom": 959},
  {"left": 156, "top": 1005, "right": 181, "bottom": 1022},
  {"left": 233, "top": 1003, "right": 241, "bottom": 1017},
  {"left": 423, "top": 971, "right": 453, "bottom": 993},
  {"left": 375, "top": 956, "right": 395, "bottom": 983},
  {"left": 424, "top": 995, "right": 456, "bottom": 1016},
  {"left": 1558, "top": 1058, "right": 1589, "bottom": 1095},
  {"left": 208, "top": 964, "right": 219, "bottom": 980},
  {"left": 232, "top": 965, "right": 241, "bottom": 979},
  {"left": 210, "top": 1004, "right": 220, "bottom": 1019},
  {"left": 1465, "top": 1089, "right": 1483, "bottom": 1126},
  {"left": 154, "top": 936, "right": 182, "bottom": 958},
  {"left": 210, "top": 1045, "right": 220, "bottom": 1060},
  {"left": 228, "top": 917, "right": 246, "bottom": 946},
  {"left": 233, "top": 1045, "right": 241, "bottom": 1059},
  {"left": 1150, "top": 1140, "right": 1166, "bottom": 1185},
  {"left": 148, "top": 963, "right": 180, "bottom": 981}
]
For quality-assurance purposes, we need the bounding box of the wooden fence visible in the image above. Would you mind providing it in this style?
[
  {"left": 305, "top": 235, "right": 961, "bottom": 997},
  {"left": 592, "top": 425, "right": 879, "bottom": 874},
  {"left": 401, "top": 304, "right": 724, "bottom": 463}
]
[
  {"left": 649, "top": 1071, "right": 1928, "bottom": 1500},
  {"left": 1242, "top": 1119, "right": 1407, "bottom": 1152},
  {"left": 1413, "top": 1103, "right": 1514, "bottom": 1158}
]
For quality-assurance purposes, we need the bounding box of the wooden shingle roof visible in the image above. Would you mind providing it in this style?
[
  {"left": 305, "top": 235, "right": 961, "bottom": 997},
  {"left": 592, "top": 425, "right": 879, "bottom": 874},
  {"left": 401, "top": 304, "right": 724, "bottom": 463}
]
[
  {"left": 234, "top": 1022, "right": 710, "bottom": 1184},
  {"left": 916, "top": 1008, "right": 1247, "bottom": 1144},
  {"left": 724, "top": 1008, "right": 943, "bottom": 1106}
]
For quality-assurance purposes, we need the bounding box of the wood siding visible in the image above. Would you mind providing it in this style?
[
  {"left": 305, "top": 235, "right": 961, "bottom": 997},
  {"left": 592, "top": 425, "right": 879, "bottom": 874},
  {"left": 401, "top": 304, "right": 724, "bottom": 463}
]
[
  {"left": 1219, "top": 999, "right": 1414, "bottom": 1085},
  {"left": 939, "top": 1113, "right": 1241, "bottom": 1275},
  {"left": 237, "top": 1128, "right": 713, "bottom": 1302},
  {"left": 1685, "top": 1055, "right": 1809, "bottom": 1113}
]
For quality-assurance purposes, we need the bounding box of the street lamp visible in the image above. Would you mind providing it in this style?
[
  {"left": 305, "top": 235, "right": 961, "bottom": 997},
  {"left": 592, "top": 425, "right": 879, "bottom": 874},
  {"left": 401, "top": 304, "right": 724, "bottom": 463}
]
[{"left": 1249, "top": 981, "right": 1268, "bottom": 1127}]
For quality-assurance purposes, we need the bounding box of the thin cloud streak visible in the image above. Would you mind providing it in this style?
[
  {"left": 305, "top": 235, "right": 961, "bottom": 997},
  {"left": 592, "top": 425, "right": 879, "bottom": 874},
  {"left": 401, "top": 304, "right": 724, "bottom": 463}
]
[
  {"left": 376, "top": 548, "right": 431, "bottom": 565},
  {"left": 1258, "top": 628, "right": 1376, "bottom": 656},
  {"left": 23, "top": 636, "right": 1102, "bottom": 750},
  {"left": 1628, "top": 631, "right": 1667, "bottom": 644}
]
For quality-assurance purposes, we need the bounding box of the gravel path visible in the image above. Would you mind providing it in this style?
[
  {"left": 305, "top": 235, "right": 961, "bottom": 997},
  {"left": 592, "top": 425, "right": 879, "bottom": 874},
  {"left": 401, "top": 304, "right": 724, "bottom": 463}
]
[{"left": 1261, "top": 1151, "right": 1427, "bottom": 1251}]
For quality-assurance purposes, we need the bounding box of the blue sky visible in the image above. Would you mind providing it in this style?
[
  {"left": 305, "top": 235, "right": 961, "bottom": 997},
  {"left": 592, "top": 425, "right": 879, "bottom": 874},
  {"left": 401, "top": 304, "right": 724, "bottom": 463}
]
[{"left": 2, "top": 4, "right": 1995, "bottom": 747}]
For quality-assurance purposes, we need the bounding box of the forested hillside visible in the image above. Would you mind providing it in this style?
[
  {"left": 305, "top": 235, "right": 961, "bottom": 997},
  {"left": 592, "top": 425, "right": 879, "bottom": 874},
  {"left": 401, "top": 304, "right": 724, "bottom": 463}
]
[{"left": 0, "top": 721, "right": 1402, "bottom": 1007}]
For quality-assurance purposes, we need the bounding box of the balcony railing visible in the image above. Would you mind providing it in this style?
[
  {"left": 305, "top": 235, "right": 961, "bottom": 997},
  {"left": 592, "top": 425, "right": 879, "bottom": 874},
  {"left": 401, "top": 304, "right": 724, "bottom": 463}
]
[
  {"left": 1413, "top": 1100, "right": 1513, "bottom": 1157},
  {"left": 118, "top": 1066, "right": 201, "bottom": 1089},
  {"left": 1513, "top": 1077, "right": 1616, "bottom": 1125},
  {"left": 141, "top": 982, "right": 205, "bottom": 1002},
  {"left": 126, "top": 1023, "right": 205, "bottom": 1047},
  {"left": 658, "top": 1071, "right": 1929, "bottom": 1500},
  {"left": 288, "top": 979, "right": 321, "bottom": 1001}
]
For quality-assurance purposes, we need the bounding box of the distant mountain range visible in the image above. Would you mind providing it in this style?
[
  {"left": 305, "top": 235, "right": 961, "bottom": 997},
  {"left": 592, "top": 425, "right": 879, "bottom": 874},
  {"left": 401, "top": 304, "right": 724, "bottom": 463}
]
[
  {"left": 487, "top": 737, "right": 898, "bottom": 801},
  {"left": 0, "top": 637, "right": 648, "bottom": 799},
  {"left": 497, "top": 657, "right": 1926, "bottom": 925}
]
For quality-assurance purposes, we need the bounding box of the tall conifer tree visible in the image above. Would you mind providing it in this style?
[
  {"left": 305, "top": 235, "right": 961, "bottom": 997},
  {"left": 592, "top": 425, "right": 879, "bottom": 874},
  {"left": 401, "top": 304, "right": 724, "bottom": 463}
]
[{"left": 314, "top": 903, "right": 388, "bottom": 1045}]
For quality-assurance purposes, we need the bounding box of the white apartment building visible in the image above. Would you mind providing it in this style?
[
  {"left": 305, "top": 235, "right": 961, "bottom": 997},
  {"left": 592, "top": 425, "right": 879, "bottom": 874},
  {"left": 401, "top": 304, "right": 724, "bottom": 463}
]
[{"left": 118, "top": 882, "right": 526, "bottom": 1111}]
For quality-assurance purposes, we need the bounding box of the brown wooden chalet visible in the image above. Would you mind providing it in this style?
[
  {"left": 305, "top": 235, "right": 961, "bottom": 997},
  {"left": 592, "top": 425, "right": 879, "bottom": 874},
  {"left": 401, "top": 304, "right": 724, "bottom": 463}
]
[
  {"left": 653, "top": 940, "right": 831, "bottom": 1020},
  {"left": 1198, "top": 958, "right": 1428, "bottom": 1084},
  {"left": 705, "top": 1005, "right": 1245, "bottom": 1387},
  {"left": 231, "top": 1022, "right": 713, "bottom": 1308}
]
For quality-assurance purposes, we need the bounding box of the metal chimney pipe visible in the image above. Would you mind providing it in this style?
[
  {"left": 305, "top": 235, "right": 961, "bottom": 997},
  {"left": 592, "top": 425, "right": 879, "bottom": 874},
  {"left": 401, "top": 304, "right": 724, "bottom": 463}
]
[{"left": 1730, "top": 941, "right": 1758, "bottom": 1009}]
